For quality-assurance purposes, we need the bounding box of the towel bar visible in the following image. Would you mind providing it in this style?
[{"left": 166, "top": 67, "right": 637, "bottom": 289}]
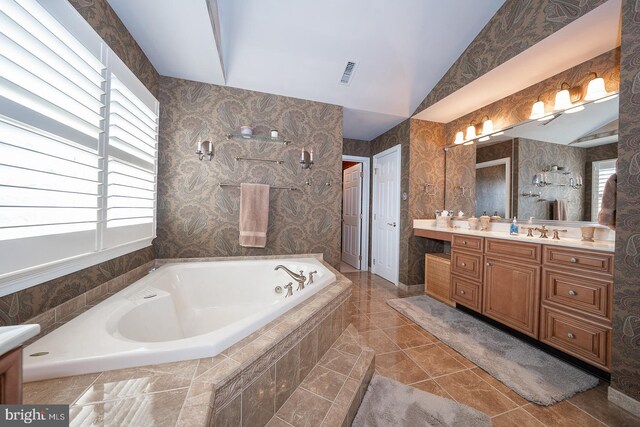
[
  {"left": 219, "top": 183, "right": 300, "bottom": 191},
  {"left": 234, "top": 156, "right": 284, "bottom": 164}
]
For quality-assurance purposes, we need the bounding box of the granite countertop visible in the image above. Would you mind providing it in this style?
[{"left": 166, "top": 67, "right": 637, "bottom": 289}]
[
  {"left": 0, "top": 324, "right": 40, "bottom": 356},
  {"left": 413, "top": 219, "right": 615, "bottom": 253}
]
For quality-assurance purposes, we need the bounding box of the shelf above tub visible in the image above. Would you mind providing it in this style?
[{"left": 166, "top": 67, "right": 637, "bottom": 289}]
[{"left": 226, "top": 133, "right": 291, "bottom": 145}]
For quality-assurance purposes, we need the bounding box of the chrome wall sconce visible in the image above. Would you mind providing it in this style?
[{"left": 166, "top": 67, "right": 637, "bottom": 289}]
[
  {"left": 300, "top": 148, "right": 314, "bottom": 169},
  {"left": 569, "top": 177, "right": 583, "bottom": 189},
  {"left": 196, "top": 140, "right": 214, "bottom": 161}
]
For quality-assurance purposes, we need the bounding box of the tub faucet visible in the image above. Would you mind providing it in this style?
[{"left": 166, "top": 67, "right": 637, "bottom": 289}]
[
  {"left": 308, "top": 271, "right": 318, "bottom": 284},
  {"left": 283, "top": 282, "right": 294, "bottom": 298},
  {"left": 275, "top": 265, "right": 307, "bottom": 291}
]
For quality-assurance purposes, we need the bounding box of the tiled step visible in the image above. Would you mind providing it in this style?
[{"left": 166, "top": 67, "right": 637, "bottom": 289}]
[{"left": 267, "top": 325, "right": 375, "bottom": 427}]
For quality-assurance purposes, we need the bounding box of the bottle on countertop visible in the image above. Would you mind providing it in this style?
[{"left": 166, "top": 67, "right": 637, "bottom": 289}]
[{"left": 510, "top": 217, "right": 519, "bottom": 235}]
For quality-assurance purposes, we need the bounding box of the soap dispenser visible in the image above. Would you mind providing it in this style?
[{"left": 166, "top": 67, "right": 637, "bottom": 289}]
[{"left": 510, "top": 217, "right": 519, "bottom": 235}]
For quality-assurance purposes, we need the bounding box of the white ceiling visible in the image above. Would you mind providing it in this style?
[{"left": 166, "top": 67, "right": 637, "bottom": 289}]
[
  {"left": 414, "top": 0, "right": 622, "bottom": 123},
  {"left": 106, "top": 0, "right": 504, "bottom": 141},
  {"left": 107, "top": 0, "right": 225, "bottom": 85}
]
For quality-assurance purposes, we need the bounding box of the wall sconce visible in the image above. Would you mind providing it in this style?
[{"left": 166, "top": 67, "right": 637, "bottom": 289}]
[
  {"left": 554, "top": 83, "right": 573, "bottom": 111},
  {"left": 196, "top": 140, "right": 214, "bottom": 161},
  {"left": 300, "top": 147, "right": 314, "bottom": 169},
  {"left": 529, "top": 96, "right": 546, "bottom": 120},
  {"left": 454, "top": 131, "right": 464, "bottom": 145},
  {"left": 481, "top": 116, "right": 493, "bottom": 134},
  {"left": 584, "top": 73, "right": 607, "bottom": 101},
  {"left": 465, "top": 122, "right": 477, "bottom": 140}
]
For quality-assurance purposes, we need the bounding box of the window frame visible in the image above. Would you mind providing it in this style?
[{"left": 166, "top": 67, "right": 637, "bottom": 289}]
[
  {"left": 591, "top": 158, "right": 617, "bottom": 222},
  {"left": 0, "top": 0, "right": 158, "bottom": 297}
]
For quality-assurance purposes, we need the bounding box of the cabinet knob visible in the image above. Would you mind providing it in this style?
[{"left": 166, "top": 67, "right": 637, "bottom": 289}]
[
  {"left": 461, "top": 262, "right": 466, "bottom": 267},
  {"left": 459, "top": 290, "right": 465, "bottom": 295},
  {"left": 463, "top": 241, "right": 467, "bottom": 245},
  {"left": 567, "top": 332, "right": 576, "bottom": 339},
  {"left": 568, "top": 290, "right": 577, "bottom": 296},
  {"left": 486, "top": 262, "right": 491, "bottom": 267},
  {"left": 570, "top": 257, "right": 578, "bottom": 263}
]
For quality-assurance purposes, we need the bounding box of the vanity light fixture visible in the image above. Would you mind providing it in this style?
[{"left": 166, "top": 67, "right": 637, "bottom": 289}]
[
  {"left": 463, "top": 140, "right": 475, "bottom": 146},
  {"left": 465, "top": 122, "right": 477, "bottom": 140},
  {"left": 529, "top": 96, "right": 546, "bottom": 120},
  {"left": 481, "top": 116, "right": 493, "bottom": 134},
  {"left": 554, "top": 83, "right": 573, "bottom": 111},
  {"left": 584, "top": 73, "right": 608, "bottom": 101},
  {"left": 454, "top": 131, "right": 464, "bottom": 145},
  {"left": 478, "top": 136, "right": 490, "bottom": 142}
]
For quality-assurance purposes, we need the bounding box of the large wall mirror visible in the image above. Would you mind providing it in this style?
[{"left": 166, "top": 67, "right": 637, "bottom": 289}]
[{"left": 444, "top": 87, "right": 618, "bottom": 224}]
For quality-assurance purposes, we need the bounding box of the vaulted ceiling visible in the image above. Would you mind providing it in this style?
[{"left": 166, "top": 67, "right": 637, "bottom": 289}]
[{"left": 106, "top": 0, "right": 505, "bottom": 140}]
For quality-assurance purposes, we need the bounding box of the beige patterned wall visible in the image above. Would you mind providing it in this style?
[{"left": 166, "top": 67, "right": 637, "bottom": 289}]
[
  {"left": 0, "top": 0, "right": 159, "bottom": 327},
  {"left": 414, "top": 0, "right": 607, "bottom": 115},
  {"left": 343, "top": 138, "right": 371, "bottom": 157},
  {"left": 612, "top": 0, "right": 640, "bottom": 402},
  {"left": 155, "top": 77, "right": 343, "bottom": 267}
]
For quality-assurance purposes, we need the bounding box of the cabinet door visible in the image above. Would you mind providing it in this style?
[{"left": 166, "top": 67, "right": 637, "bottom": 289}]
[{"left": 483, "top": 257, "right": 541, "bottom": 338}]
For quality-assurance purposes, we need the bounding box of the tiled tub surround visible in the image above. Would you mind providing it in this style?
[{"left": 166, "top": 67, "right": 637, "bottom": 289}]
[
  {"left": 24, "top": 257, "right": 335, "bottom": 382},
  {"left": 23, "top": 255, "right": 354, "bottom": 426}
]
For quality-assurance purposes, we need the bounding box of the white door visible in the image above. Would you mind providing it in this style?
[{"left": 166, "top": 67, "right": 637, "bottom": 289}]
[
  {"left": 342, "top": 164, "right": 362, "bottom": 269},
  {"left": 372, "top": 145, "right": 401, "bottom": 285}
]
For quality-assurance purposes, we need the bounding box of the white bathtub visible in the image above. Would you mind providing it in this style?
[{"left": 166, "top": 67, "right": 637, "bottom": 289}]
[{"left": 23, "top": 257, "right": 335, "bottom": 382}]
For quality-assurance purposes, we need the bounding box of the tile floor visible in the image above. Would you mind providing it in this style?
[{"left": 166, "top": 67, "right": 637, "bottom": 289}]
[{"left": 344, "top": 270, "right": 640, "bottom": 427}]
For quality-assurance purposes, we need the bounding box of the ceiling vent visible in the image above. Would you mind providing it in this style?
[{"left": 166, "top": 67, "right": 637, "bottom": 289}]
[{"left": 340, "top": 61, "right": 357, "bottom": 85}]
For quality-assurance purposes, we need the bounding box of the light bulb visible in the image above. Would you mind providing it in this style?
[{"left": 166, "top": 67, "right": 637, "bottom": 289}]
[
  {"left": 465, "top": 124, "right": 476, "bottom": 140},
  {"left": 530, "top": 100, "right": 546, "bottom": 119},
  {"left": 454, "top": 131, "right": 464, "bottom": 145},
  {"left": 584, "top": 77, "right": 607, "bottom": 101},
  {"left": 482, "top": 119, "right": 493, "bottom": 134},
  {"left": 554, "top": 89, "right": 572, "bottom": 111}
]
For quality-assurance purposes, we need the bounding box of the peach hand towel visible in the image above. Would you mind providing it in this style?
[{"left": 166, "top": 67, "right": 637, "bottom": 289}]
[
  {"left": 598, "top": 173, "right": 616, "bottom": 230},
  {"left": 239, "top": 183, "right": 270, "bottom": 248},
  {"left": 553, "top": 199, "right": 568, "bottom": 221}
]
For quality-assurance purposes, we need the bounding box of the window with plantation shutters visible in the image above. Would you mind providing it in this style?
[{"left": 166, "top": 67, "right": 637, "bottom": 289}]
[
  {"left": 591, "top": 159, "right": 616, "bottom": 221},
  {"left": 0, "top": 0, "right": 158, "bottom": 296}
]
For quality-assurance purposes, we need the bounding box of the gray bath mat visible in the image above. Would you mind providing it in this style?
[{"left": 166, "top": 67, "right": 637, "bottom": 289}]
[
  {"left": 387, "top": 296, "right": 598, "bottom": 405},
  {"left": 353, "top": 374, "right": 491, "bottom": 427}
]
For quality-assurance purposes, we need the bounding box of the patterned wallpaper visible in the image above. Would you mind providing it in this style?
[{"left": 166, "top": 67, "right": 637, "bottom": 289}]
[
  {"left": 154, "top": 77, "right": 343, "bottom": 267},
  {"left": 343, "top": 138, "right": 371, "bottom": 157},
  {"left": 0, "top": 0, "right": 159, "bottom": 327},
  {"left": 612, "top": 0, "right": 640, "bottom": 402},
  {"left": 414, "top": 0, "right": 607, "bottom": 115},
  {"left": 68, "top": 0, "right": 160, "bottom": 97},
  {"left": 476, "top": 165, "right": 508, "bottom": 218},
  {"left": 584, "top": 143, "right": 618, "bottom": 221},
  {"left": 445, "top": 144, "right": 476, "bottom": 216},
  {"left": 477, "top": 140, "right": 518, "bottom": 216},
  {"left": 517, "top": 138, "right": 586, "bottom": 221}
]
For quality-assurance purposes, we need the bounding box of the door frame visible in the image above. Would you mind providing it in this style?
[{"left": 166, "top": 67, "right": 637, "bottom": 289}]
[
  {"left": 371, "top": 144, "right": 401, "bottom": 286},
  {"left": 342, "top": 155, "right": 370, "bottom": 270},
  {"left": 476, "top": 157, "right": 511, "bottom": 219}
]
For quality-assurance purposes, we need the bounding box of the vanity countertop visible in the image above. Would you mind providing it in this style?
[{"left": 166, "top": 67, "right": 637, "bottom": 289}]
[
  {"left": 414, "top": 219, "right": 615, "bottom": 253},
  {"left": 0, "top": 324, "right": 40, "bottom": 357}
]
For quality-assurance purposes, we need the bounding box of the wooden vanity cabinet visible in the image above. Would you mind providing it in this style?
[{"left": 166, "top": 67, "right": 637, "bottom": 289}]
[
  {"left": 483, "top": 256, "right": 540, "bottom": 338},
  {"left": 446, "top": 234, "right": 613, "bottom": 371}
]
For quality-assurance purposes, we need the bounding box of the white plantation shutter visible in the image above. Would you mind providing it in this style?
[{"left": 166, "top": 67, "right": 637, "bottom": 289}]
[
  {"left": 104, "top": 62, "right": 158, "bottom": 247},
  {"left": 0, "top": 0, "right": 158, "bottom": 295},
  {"left": 591, "top": 159, "right": 616, "bottom": 220}
]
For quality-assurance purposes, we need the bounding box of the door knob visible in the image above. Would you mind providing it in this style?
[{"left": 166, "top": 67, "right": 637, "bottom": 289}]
[{"left": 387, "top": 222, "right": 396, "bottom": 227}]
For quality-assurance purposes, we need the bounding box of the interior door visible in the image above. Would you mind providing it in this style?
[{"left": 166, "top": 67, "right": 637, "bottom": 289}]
[
  {"left": 342, "top": 163, "right": 362, "bottom": 269},
  {"left": 372, "top": 145, "right": 401, "bottom": 285}
]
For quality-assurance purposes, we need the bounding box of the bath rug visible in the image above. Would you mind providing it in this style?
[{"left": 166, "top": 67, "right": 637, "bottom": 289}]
[
  {"left": 387, "top": 295, "right": 599, "bottom": 405},
  {"left": 352, "top": 374, "right": 491, "bottom": 427}
]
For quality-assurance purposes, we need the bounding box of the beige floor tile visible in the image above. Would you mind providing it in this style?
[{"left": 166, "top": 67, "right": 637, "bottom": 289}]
[
  {"left": 375, "top": 351, "right": 430, "bottom": 385},
  {"left": 492, "top": 408, "right": 544, "bottom": 426},
  {"left": 300, "top": 365, "right": 347, "bottom": 401},
  {"left": 276, "top": 388, "right": 333, "bottom": 427},
  {"left": 355, "top": 329, "right": 401, "bottom": 354},
  {"left": 404, "top": 345, "right": 466, "bottom": 377},
  {"left": 569, "top": 383, "right": 640, "bottom": 427},
  {"left": 471, "top": 367, "right": 528, "bottom": 406},
  {"left": 381, "top": 325, "right": 433, "bottom": 349},
  {"left": 524, "top": 401, "right": 607, "bottom": 427},
  {"left": 435, "top": 370, "right": 518, "bottom": 416},
  {"left": 409, "top": 380, "right": 452, "bottom": 399}
]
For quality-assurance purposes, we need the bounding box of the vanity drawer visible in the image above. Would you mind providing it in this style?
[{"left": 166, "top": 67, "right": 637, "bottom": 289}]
[
  {"left": 543, "top": 246, "right": 613, "bottom": 276},
  {"left": 451, "top": 250, "right": 483, "bottom": 281},
  {"left": 540, "top": 307, "right": 610, "bottom": 370},
  {"left": 451, "top": 275, "right": 481, "bottom": 312},
  {"left": 542, "top": 268, "right": 612, "bottom": 321},
  {"left": 452, "top": 235, "right": 483, "bottom": 252},
  {"left": 485, "top": 238, "right": 541, "bottom": 262}
]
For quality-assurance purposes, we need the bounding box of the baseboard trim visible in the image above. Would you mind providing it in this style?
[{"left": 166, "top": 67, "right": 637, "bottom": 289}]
[{"left": 608, "top": 386, "right": 640, "bottom": 418}]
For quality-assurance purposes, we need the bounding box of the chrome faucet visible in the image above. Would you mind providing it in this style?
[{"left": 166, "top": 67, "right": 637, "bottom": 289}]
[
  {"left": 308, "top": 271, "right": 318, "bottom": 284},
  {"left": 283, "top": 282, "right": 294, "bottom": 298},
  {"left": 275, "top": 265, "right": 307, "bottom": 291}
]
